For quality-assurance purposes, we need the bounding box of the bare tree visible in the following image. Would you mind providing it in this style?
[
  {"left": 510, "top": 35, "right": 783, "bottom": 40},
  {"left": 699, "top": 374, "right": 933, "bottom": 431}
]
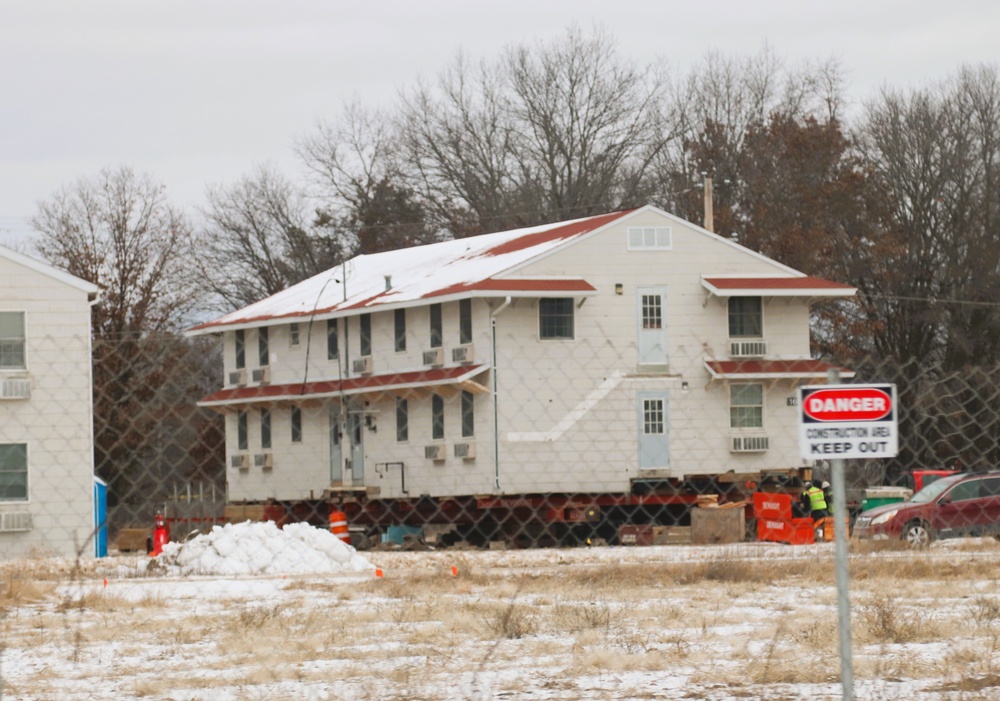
[
  {"left": 32, "top": 166, "right": 223, "bottom": 521},
  {"left": 297, "top": 101, "right": 437, "bottom": 252},
  {"left": 197, "top": 163, "right": 342, "bottom": 310},
  {"left": 852, "top": 67, "right": 1000, "bottom": 367},
  {"left": 397, "top": 56, "right": 522, "bottom": 235},
  {"left": 398, "top": 26, "right": 671, "bottom": 235},
  {"left": 656, "top": 48, "right": 846, "bottom": 227},
  {"left": 33, "top": 166, "right": 197, "bottom": 334}
]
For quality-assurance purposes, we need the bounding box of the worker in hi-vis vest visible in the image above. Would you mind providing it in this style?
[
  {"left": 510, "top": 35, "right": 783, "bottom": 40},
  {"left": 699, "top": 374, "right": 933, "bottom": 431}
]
[
  {"left": 802, "top": 480, "right": 829, "bottom": 522},
  {"left": 822, "top": 481, "right": 833, "bottom": 515}
]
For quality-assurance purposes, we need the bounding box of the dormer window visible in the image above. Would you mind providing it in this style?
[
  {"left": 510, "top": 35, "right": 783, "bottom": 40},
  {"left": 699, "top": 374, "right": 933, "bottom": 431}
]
[{"left": 627, "top": 226, "right": 671, "bottom": 250}]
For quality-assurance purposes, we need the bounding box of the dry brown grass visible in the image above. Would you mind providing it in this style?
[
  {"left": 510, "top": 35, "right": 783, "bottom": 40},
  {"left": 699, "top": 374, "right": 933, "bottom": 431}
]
[{"left": 8, "top": 542, "right": 1000, "bottom": 700}]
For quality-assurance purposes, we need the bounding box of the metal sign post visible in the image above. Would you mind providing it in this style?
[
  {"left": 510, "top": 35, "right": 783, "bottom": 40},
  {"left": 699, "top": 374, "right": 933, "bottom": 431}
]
[{"left": 799, "top": 374, "right": 899, "bottom": 701}]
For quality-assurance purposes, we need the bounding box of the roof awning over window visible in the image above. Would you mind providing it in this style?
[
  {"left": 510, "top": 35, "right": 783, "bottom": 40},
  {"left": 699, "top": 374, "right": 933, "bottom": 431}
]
[
  {"left": 198, "top": 365, "right": 490, "bottom": 412},
  {"left": 701, "top": 276, "right": 856, "bottom": 298},
  {"left": 704, "top": 359, "right": 855, "bottom": 387}
]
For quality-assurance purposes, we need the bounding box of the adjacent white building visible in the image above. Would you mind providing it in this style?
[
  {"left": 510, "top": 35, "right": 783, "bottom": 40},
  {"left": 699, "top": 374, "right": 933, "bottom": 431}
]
[
  {"left": 0, "top": 246, "right": 99, "bottom": 558},
  {"left": 188, "top": 205, "right": 856, "bottom": 504}
]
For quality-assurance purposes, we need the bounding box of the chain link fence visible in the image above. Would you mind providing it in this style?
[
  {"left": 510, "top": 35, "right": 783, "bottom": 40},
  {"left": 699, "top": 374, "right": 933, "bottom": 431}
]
[{"left": 9, "top": 324, "right": 1000, "bottom": 559}]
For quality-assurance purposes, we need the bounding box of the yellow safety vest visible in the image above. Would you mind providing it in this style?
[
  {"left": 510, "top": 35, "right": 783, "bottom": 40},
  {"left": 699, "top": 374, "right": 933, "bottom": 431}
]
[{"left": 805, "top": 486, "right": 828, "bottom": 513}]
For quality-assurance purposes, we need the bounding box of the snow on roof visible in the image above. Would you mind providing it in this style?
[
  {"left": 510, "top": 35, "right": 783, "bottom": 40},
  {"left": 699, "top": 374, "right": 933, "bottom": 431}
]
[
  {"left": 701, "top": 276, "right": 856, "bottom": 297},
  {"left": 154, "top": 520, "right": 374, "bottom": 576},
  {"left": 187, "top": 209, "right": 633, "bottom": 335}
]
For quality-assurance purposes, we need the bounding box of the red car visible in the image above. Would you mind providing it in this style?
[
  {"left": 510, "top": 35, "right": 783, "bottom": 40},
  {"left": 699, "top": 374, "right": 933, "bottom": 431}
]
[{"left": 853, "top": 471, "right": 1000, "bottom": 546}]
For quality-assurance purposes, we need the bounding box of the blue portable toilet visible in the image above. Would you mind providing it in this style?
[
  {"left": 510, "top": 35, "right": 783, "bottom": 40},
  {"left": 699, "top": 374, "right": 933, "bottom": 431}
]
[{"left": 93, "top": 476, "right": 108, "bottom": 558}]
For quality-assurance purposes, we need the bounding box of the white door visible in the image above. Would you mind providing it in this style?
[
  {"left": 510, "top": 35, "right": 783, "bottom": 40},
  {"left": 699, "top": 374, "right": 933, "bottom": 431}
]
[
  {"left": 637, "top": 392, "right": 669, "bottom": 469},
  {"left": 637, "top": 287, "right": 668, "bottom": 365},
  {"left": 348, "top": 402, "right": 365, "bottom": 486},
  {"left": 329, "top": 405, "right": 343, "bottom": 483}
]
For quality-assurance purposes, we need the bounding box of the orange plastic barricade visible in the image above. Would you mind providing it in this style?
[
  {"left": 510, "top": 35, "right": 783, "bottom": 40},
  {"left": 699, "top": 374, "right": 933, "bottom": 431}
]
[{"left": 753, "top": 492, "right": 814, "bottom": 545}]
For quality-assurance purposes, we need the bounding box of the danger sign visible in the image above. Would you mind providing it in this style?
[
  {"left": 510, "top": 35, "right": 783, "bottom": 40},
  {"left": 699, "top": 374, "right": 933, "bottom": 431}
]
[{"left": 798, "top": 384, "right": 898, "bottom": 460}]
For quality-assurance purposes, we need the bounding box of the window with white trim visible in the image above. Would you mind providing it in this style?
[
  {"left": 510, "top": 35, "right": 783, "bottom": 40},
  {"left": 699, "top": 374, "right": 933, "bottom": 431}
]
[
  {"left": 730, "top": 384, "right": 764, "bottom": 429},
  {"left": 539, "top": 298, "right": 574, "bottom": 340},
  {"left": 327, "top": 319, "right": 338, "bottom": 359},
  {"left": 641, "top": 294, "right": 662, "bottom": 329},
  {"left": 394, "top": 309, "right": 406, "bottom": 352},
  {"left": 627, "top": 226, "right": 672, "bottom": 250},
  {"left": 643, "top": 399, "right": 665, "bottom": 434},
  {"left": 360, "top": 313, "right": 372, "bottom": 356},
  {"left": 0, "top": 312, "right": 25, "bottom": 369},
  {"left": 728, "top": 297, "right": 762, "bottom": 338},
  {"left": 461, "top": 391, "right": 475, "bottom": 437},
  {"left": 396, "top": 397, "right": 408, "bottom": 442},
  {"left": 258, "top": 327, "right": 269, "bottom": 366},
  {"left": 430, "top": 304, "right": 443, "bottom": 348},
  {"left": 234, "top": 329, "right": 245, "bottom": 370},
  {"left": 291, "top": 406, "right": 302, "bottom": 443},
  {"left": 289, "top": 323, "right": 300, "bottom": 347},
  {"left": 459, "top": 299, "right": 472, "bottom": 344},
  {"left": 0, "top": 444, "right": 27, "bottom": 501},
  {"left": 261, "top": 409, "right": 271, "bottom": 449},
  {"left": 432, "top": 394, "right": 444, "bottom": 440},
  {"left": 237, "top": 412, "right": 248, "bottom": 451}
]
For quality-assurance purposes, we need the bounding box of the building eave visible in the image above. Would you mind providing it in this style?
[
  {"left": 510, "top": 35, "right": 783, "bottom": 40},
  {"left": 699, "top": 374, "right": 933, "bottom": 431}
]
[
  {"left": 198, "top": 364, "right": 490, "bottom": 409},
  {"left": 701, "top": 275, "right": 857, "bottom": 298}
]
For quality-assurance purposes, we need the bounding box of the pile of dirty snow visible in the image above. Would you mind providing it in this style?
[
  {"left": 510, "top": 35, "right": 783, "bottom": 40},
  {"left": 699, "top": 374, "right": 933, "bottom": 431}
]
[{"left": 153, "top": 520, "right": 374, "bottom": 576}]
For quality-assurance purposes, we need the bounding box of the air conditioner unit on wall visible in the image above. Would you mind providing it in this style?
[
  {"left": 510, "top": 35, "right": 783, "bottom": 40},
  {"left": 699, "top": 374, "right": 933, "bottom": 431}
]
[
  {"left": 454, "top": 442, "right": 476, "bottom": 459},
  {"left": 729, "top": 340, "right": 768, "bottom": 358},
  {"left": 231, "top": 454, "right": 250, "bottom": 469},
  {"left": 730, "top": 435, "right": 769, "bottom": 453},
  {"left": 252, "top": 367, "right": 271, "bottom": 384},
  {"left": 0, "top": 378, "right": 30, "bottom": 400},
  {"left": 0, "top": 512, "right": 32, "bottom": 532},
  {"left": 425, "top": 444, "right": 445, "bottom": 460},
  {"left": 423, "top": 348, "right": 444, "bottom": 367},
  {"left": 229, "top": 369, "right": 247, "bottom": 387},
  {"left": 254, "top": 453, "right": 274, "bottom": 469},
  {"left": 452, "top": 345, "right": 474, "bottom": 364},
  {"left": 353, "top": 356, "right": 373, "bottom": 375}
]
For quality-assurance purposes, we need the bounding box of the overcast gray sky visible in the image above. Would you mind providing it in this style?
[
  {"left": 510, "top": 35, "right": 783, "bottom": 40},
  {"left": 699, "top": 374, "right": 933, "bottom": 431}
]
[{"left": 2, "top": 1, "right": 998, "bottom": 247}]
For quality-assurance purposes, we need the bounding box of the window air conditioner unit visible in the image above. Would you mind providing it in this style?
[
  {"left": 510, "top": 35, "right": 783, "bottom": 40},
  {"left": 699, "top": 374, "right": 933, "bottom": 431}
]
[
  {"left": 0, "top": 378, "right": 31, "bottom": 400},
  {"left": 425, "top": 444, "right": 446, "bottom": 460},
  {"left": 0, "top": 512, "right": 32, "bottom": 532},
  {"left": 231, "top": 454, "right": 250, "bottom": 469},
  {"left": 451, "top": 345, "right": 474, "bottom": 364},
  {"left": 352, "top": 356, "right": 373, "bottom": 375},
  {"left": 229, "top": 369, "right": 247, "bottom": 387},
  {"left": 254, "top": 453, "right": 274, "bottom": 469},
  {"left": 454, "top": 442, "right": 476, "bottom": 459},
  {"left": 729, "top": 340, "right": 767, "bottom": 358},
  {"left": 423, "top": 348, "right": 444, "bottom": 367},
  {"left": 730, "top": 435, "right": 769, "bottom": 453},
  {"left": 252, "top": 366, "right": 271, "bottom": 384}
]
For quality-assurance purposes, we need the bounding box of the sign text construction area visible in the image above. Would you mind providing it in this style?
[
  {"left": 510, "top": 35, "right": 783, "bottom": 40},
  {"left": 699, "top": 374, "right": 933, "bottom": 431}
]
[{"left": 798, "top": 384, "right": 898, "bottom": 460}]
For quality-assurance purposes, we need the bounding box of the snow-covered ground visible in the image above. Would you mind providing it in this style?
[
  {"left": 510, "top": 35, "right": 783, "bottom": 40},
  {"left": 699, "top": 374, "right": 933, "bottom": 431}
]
[{"left": 5, "top": 522, "right": 1000, "bottom": 700}]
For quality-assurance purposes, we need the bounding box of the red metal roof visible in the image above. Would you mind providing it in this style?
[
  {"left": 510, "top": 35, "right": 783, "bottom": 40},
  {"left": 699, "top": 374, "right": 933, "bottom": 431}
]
[
  {"left": 479, "top": 210, "right": 635, "bottom": 257},
  {"left": 702, "top": 276, "right": 855, "bottom": 295},
  {"left": 199, "top": 365, "right": 488, "bottom": 407},
  {"left": 705, "top": 359, "right": 855, "bottom": 378}
]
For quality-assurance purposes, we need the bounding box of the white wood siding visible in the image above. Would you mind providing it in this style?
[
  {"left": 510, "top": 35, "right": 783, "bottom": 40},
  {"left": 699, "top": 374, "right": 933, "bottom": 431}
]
[
  {"left": 0, "top": 256, "right": 95, "bottom": 558},
  {"left": 221, "top": 210, "right": 819, "bottom": 500}
]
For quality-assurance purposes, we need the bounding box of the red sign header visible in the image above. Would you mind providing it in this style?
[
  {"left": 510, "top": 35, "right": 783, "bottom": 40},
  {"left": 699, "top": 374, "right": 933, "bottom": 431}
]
[{"left": 802, "top": 387, "right": 892, "bottom": 422}]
